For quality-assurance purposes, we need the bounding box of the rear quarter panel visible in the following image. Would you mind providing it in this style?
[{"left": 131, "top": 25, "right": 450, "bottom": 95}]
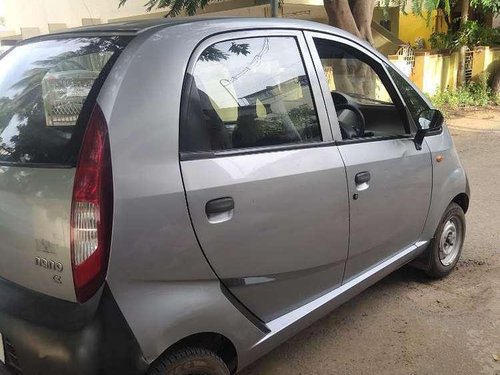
[{"left": 98, "top": 24, "right": 266, "bottom": 367}]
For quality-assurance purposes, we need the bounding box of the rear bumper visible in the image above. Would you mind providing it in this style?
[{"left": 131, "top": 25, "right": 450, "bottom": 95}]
[
  {"left": 0, "top": 279, "right": 146, "bottom": 375},
  {"left": 0, "top": 309, "right": 100, "bottom": 375}
]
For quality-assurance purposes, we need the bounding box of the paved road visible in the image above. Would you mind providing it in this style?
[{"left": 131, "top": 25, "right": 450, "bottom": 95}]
[{"left": 240, "top": 120, "right": 500, "bottom": 375}]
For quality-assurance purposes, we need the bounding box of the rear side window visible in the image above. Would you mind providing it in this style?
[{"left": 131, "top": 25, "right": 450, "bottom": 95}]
[
  {"left": 0, "top": 36, "right": 129, "bottom": 165},
  {"left": 181, "top": 36, "right": 321, "bottom": 153}
]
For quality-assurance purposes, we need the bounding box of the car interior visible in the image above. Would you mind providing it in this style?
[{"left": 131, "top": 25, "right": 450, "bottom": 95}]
[
  {"left": 182, "top": 75, "right": 321, "bottom": 152},
  {"left": 181, "top": 38, "right": 413, "bottom": 154},
  {"left": 314, "top": 38, "right": 410, "bottom": 140}
]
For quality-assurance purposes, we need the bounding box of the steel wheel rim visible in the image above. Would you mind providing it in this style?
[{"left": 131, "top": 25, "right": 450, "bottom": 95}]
[{"left": 439, "top": 217, "right": 462, "bottom": 266}]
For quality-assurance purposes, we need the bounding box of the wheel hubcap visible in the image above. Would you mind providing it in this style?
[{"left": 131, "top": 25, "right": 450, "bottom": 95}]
[{"left": 439, "top": 217, "right": 462, "bottom": 266}]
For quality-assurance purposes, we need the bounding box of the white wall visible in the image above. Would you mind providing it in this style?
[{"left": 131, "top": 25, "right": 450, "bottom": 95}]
[{"left": 0, "top": 0, "right": 163, "bottom": 36}]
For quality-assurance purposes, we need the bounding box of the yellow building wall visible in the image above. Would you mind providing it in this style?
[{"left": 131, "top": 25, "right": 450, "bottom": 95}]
[
  {"left": 474, "top": 47, "right": 500, "bottom": 81},
  {"left": 492, "top": 49, "right": 500, "bottom": 63},
  {"left": 390, "top": 50, "right": 459, "bottom": 95},
  {"left": 399, "top": 10, "right": 447, "bottom": 48},
  {"left": 395, "top": 47, "right": 499, "bottom": 96}
]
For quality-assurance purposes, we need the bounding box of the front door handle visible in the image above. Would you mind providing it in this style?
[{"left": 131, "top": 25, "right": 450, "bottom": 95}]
[
  {"left": 206, "top": 197, "right": 234, "bottom": 223},
  {"left": 354, "top": 171, "right": 371, "bottom": 191}
]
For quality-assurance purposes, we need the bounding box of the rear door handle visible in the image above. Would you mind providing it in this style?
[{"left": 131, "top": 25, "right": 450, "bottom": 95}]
[
  {"left": 354, "top": 171, "right": 370, "bottom": 192},
  {"left": 355, "top": 171, "right": 371, "bottom": 184},
  {"left": 206, "top": 197, "right": 234, "bottom": 214},
  {"left": 205, "top": 197, "right": 234, "bottom": 223}
]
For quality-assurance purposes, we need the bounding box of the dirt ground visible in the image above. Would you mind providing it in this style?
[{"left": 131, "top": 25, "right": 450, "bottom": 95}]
[{"left": 240, "top": 108, "right": 500, "bottom": 375}]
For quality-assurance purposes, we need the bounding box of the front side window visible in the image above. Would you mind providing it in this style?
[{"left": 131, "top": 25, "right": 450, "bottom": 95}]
[
  {"left": 181, "top": 36, "right": 321, "bottom": 152},
  {"left": 387, "top": 65, "right": 430, "bottom": 126},
  {"left": 313, "top": 38, "right": 408, "bottom": 140}
]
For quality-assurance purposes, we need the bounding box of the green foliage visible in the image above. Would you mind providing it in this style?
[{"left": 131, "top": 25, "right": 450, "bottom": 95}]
[
  {"left": 400, "top": 0, "right": 455, "bottom": 25},
  {"left": 471, "top": 0, "right": 500, "bottom": 14},
  {"left": 401, "top": 0, "right": 499, "bottom": 29},
  {"left": 455, "top": 21, "right": 500, "bottom": 47},
  {"left": 228, "top": 42, "right": 250, "bottom": 57},
  {"left": 287, "top": 104, "right": 317, "bottom": 132},
  {"left": 122, "top": 0, "right": 499, "bottom": 20},
  {"left": 430, "top": 21, "right": 500, "bottom": 49},
  {"left": 431, "top": 73, "right": 496, "bottom": 109},
  {"left": 199, "top": 42, "right": 250, "bottom": 62},
  {"left": 255, "top": 104, "right": 317, "bottom": 140},
  {"left": 467, "top": 72, "right": 492, "bottom": 105},
  {"left": 400, "top": 0, "right": 451, "bottom": 15},
  {"left": 199, "top": 46, "right": 228, "bottom": 62},
  {"left": 494, "top": 93, "right": 500, "bottom": 105},
  {"left": 429, "top": 31, "right": 454, "bottom": 49}
]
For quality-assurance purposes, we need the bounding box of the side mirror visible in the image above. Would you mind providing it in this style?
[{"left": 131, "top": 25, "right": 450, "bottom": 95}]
[{"left": 414, "top": 109, "right": 444, "bottom": 150}]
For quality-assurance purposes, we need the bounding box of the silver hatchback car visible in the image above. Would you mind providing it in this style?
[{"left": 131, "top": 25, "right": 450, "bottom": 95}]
[{"left": 0, "top": 18, "right": 469, "bottom": 375}]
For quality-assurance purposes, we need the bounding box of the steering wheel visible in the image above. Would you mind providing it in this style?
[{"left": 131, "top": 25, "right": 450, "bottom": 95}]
[{"left": 335, "top": 103, "right": 366, "bottom": 138}]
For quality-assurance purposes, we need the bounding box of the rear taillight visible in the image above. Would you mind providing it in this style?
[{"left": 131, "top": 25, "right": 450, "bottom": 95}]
[{"left": 71, "top": 104, "right": 113, "bottom": 303}]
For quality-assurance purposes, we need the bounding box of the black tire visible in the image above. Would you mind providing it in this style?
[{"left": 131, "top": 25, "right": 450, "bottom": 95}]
[
  {"left": 149, "top": 347, "right": 230, "bottom": 375},
  {"left": 425, "top": 202, "right": 466, "bottom": 278}
]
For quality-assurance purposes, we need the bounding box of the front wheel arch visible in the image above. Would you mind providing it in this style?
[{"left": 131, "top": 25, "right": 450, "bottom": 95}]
[
  {"left": 452, "top": 192, "right": 469, "bottom": 214},
  {"left": 411, "top": 201, "right": 466, "bottom": 274}
]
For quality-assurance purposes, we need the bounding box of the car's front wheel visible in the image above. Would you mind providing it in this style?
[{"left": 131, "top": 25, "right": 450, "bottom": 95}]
[
  {"left": 149, "top": 347, "right": 230, "bottom": 375},
  {"left": 426, "top": 202, "right": 466, "bottom": 278}
]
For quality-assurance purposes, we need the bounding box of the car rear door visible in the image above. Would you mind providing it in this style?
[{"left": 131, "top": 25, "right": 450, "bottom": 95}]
[
  {"left": 179, "top": 30, "right": 350, "bottom": 323},
  {"left": 305, "top": 31, "right": 432, "bottom": 282}
]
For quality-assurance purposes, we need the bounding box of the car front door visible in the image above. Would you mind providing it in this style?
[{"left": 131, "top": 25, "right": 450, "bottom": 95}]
[
  {"left": 179, "top": 30, "right": 349, "bottom": 323},
  {"left": 306, "top": 32, "right": 433, "bottom": 282}
]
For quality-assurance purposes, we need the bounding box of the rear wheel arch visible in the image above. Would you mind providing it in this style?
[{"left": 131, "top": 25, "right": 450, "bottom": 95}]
[{"left": 151, "top": 332, "right": 238, "bottom": 374}]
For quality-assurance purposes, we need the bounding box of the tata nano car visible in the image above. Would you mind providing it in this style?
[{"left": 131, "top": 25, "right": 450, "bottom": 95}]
[{"left": 0, "top": 18, "right": 469, "bottom": 375}]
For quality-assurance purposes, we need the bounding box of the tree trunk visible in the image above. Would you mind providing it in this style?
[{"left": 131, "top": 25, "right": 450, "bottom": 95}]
[
  {"left": 457, "top": 0, "right": 470, "bottom": 86},
  {"left": 491, "top": 66, "right": 500, "bottom": 96},
  {"left": 323, "top": 0, "right": 376, "bottom": 44},
  {"left": 350, "top": 0, "right": 376, "bottom": 46},
  {"left": 270, "top": 0, "right": 279, "bottom": 17},
  {"left": 322, "top": 0, "right": 377, "bottom": 98},
  {"left": 323, "top": 0, "right": 361, "bottom": 39}
]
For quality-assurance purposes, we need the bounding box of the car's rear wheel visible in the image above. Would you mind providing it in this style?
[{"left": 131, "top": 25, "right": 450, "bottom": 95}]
[
  {"left": 426, "top": 202, "right": 466, "bottom": 278},
  {"left": 150, "top": 347, "right": 230, "bottom": 375}
]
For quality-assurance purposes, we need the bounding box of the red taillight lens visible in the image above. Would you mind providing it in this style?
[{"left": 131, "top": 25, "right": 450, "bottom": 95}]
[{"left": 71, "top": 104, "right": 113, "bottom": 303}]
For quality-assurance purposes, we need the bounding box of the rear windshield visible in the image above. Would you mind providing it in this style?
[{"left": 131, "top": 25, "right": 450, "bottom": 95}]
[{"left": 0, "top": 36, "right": 130, "bottom": 165}]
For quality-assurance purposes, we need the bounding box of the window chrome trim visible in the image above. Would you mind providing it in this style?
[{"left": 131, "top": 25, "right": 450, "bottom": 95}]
[
  {"left": 179, "top": 140, "right": 337, "bottom": 161},
  {"left": 335, "top": 134, "right": 413, "bottom": 146}
]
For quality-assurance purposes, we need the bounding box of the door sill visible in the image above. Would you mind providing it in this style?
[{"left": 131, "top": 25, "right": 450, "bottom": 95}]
[{"left": 253, "top": 241, "right": 428, "bottom": 347}]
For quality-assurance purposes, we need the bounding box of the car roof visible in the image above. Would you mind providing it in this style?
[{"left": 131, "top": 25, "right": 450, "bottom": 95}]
[
  {"left": 42, "top": 17, "right": 353, "bottom": 40},
  {"left": 23, "top": 17, "right": 381, "bottom": 60},
  {"left": 49, "top": 17, "right": 200, "bottom": 35}
]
